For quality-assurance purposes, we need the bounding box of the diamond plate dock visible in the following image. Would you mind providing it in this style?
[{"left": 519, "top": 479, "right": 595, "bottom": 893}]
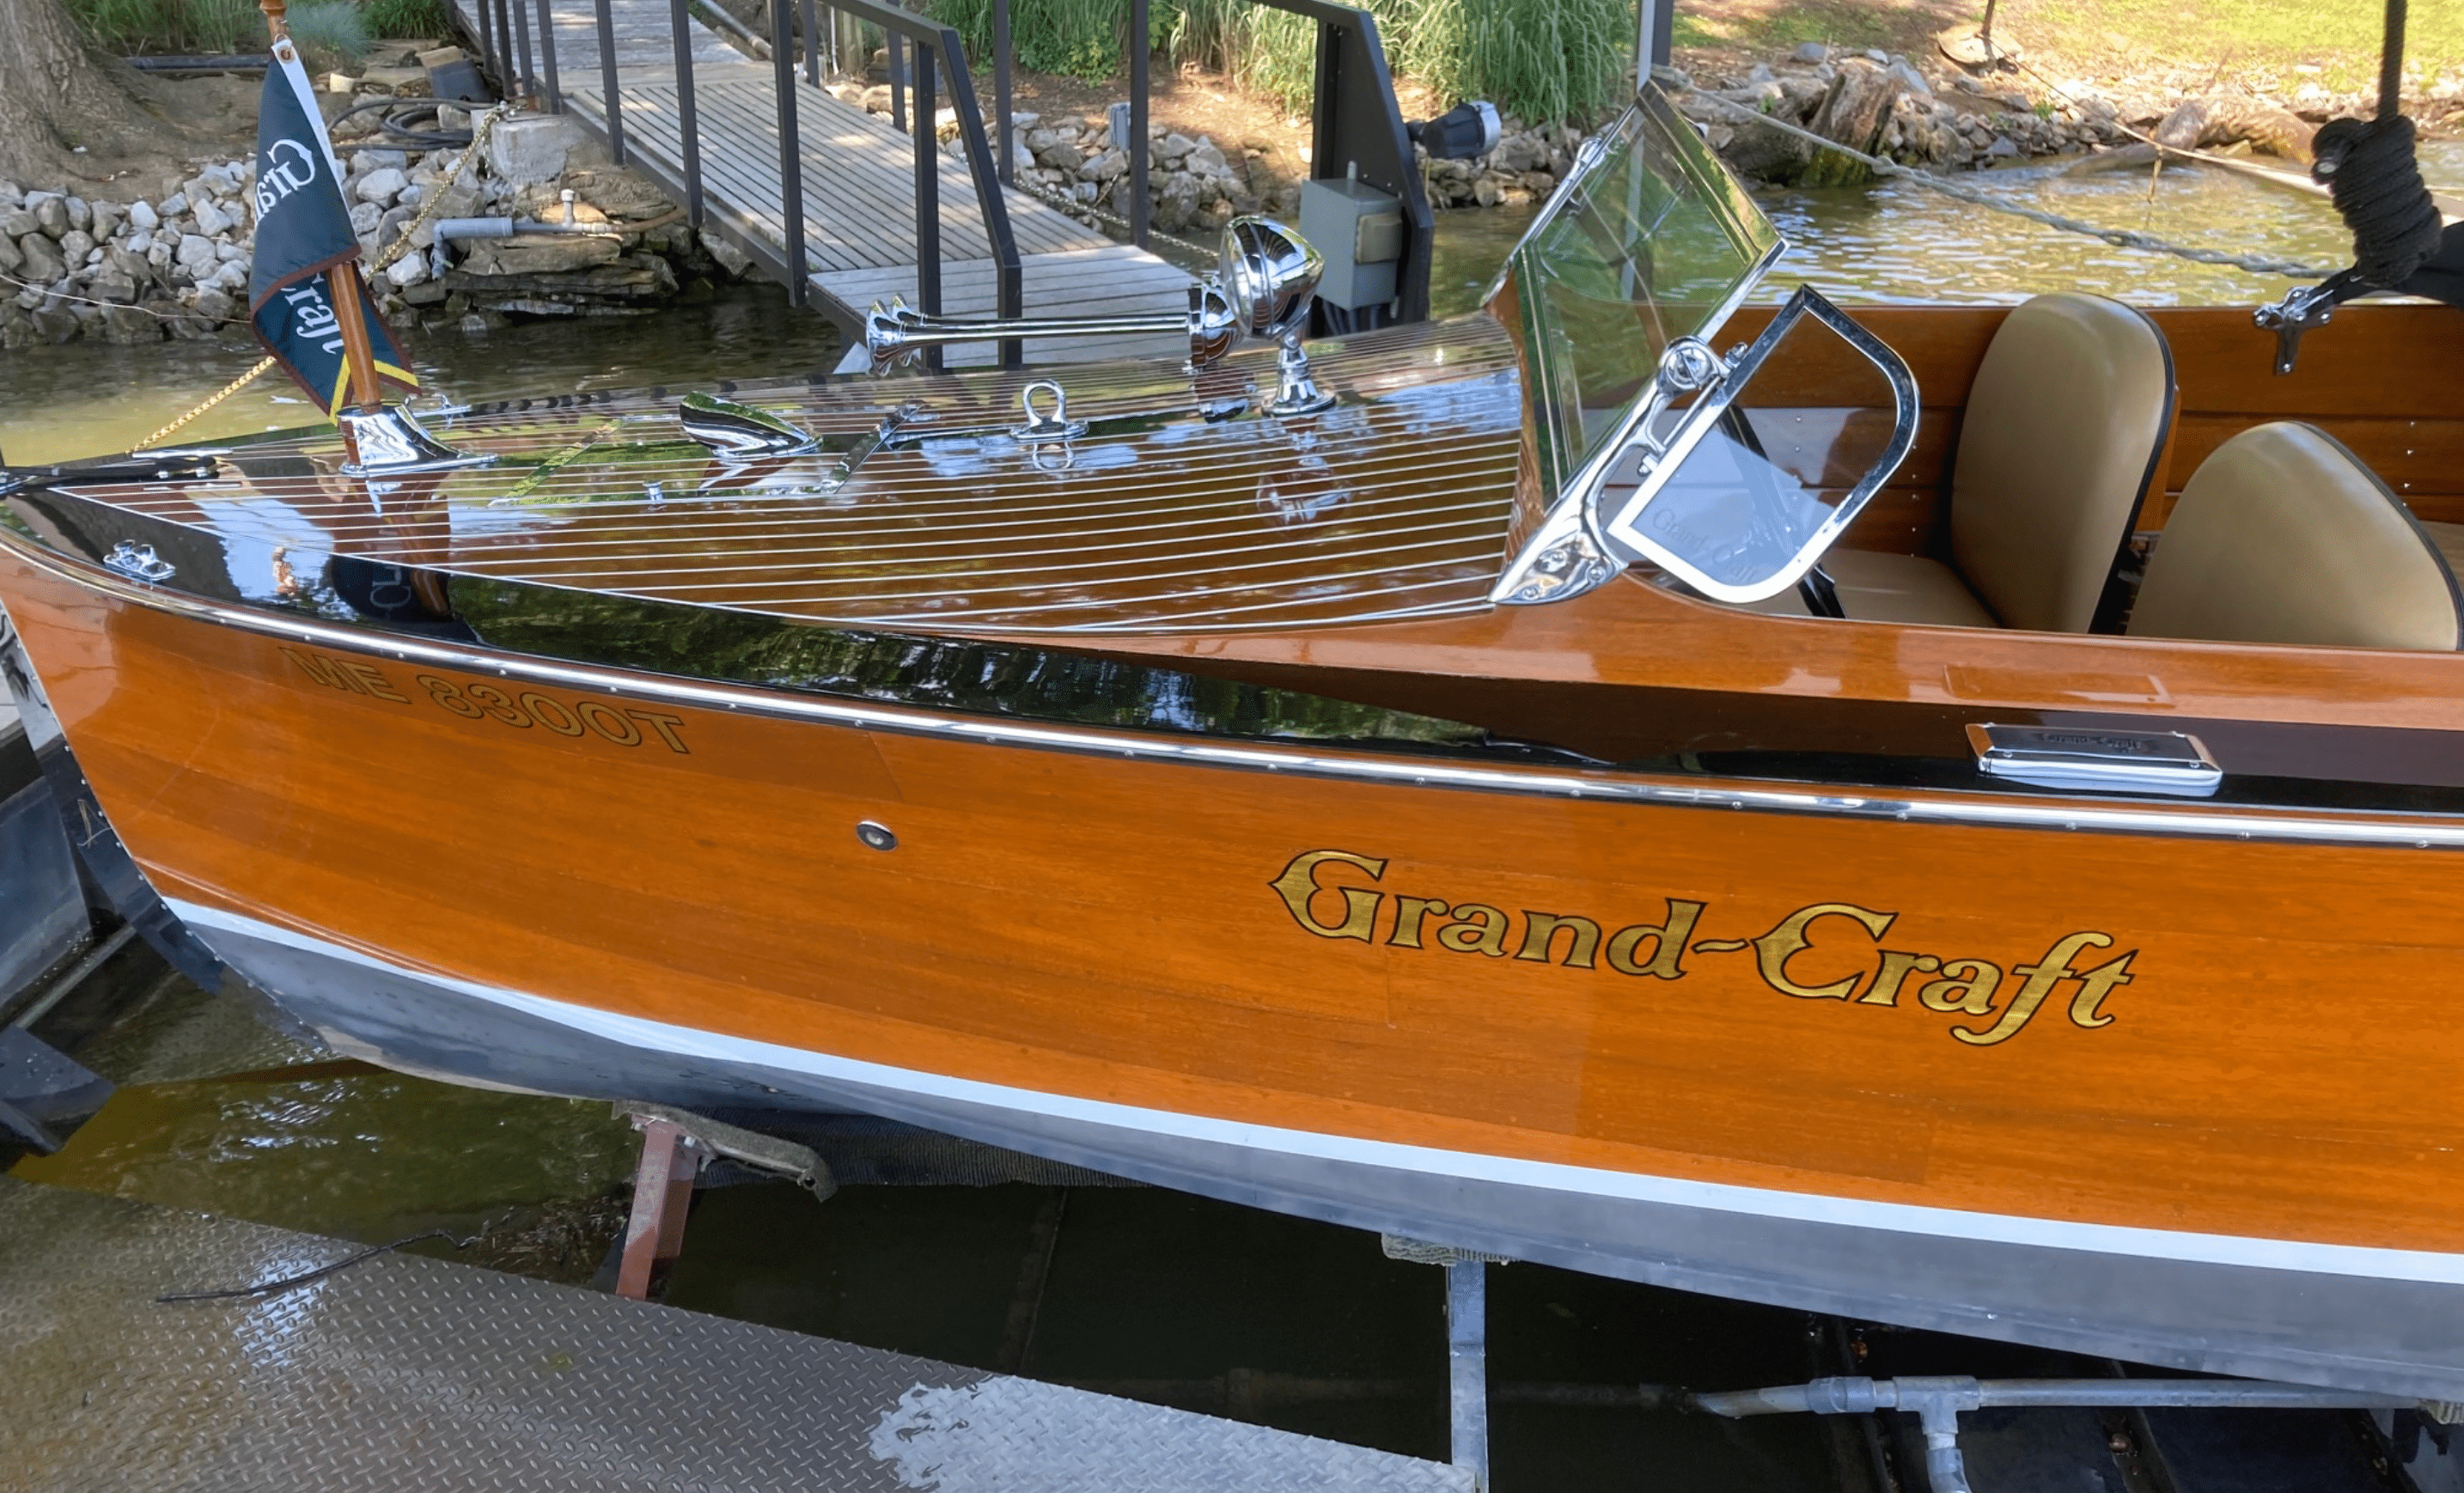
[{"left": 0, "top": 1178, "right": 1472, "bottom": 1492}]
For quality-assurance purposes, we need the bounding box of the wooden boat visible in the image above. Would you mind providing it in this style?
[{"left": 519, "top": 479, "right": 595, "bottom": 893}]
[{"left": 7, "top": 86, "right": 2464, "bottom": 1401}]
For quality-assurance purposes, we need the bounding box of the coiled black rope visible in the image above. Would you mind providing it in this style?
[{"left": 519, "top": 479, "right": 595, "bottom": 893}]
[{"left": 2313, "top": 114, "right": 2446, "bottom": 288}]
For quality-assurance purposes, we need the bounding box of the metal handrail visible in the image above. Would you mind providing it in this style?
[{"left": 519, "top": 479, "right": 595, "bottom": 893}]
[
  {"left": 594, "top": 0, "right": 625, "bottom": 161},
  {"left": 982, "top": 0, "right": 1433, "bottom": 323}
]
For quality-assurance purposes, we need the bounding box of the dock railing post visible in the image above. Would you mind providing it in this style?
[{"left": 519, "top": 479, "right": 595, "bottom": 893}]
[
  {"left": 1447, "top": 1260, "right": 1490, "bottom": 1489},
  {"left": 1128, "top": 0, "right": 1149, "bottom": 247},
  {"left": 595, "top": 0, "right": 626, "bottom": 162},
  {"left": 772, "top": 0, "right": 809, "bottom": 306},
  {"left": 670, "top": 0, "right": 704, "bottom": 226},
  {"left": 930, "top": 22, "right": 1021, "bottom": 363},
  {"left": 802, "top": 0, "right": 820, "bottom": 84},
  {"left": 912, "top": 40, "right": 941, "bottom": 364},
  {"left": 492, "top": 0, "right": 516, "bottom": 97},
  {"left": 888, "top": 33, "right": 907, "bottom": 132},
  {"left": 993, "top": 0, "right": 1014, "bottom": 186},
  {"left": 534, "top": 0, "right": 562, "bottom": 112},
  {"left": 473, "top": 0, "right": 496, "bottom": 94},
  {"left": 509, "top": 0, "right": 534, "bottom": 106}
]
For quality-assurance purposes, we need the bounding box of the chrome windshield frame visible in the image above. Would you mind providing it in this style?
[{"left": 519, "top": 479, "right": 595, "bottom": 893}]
[{"left": 1594, "top": 284, "right": 1919, "bottom": 603}]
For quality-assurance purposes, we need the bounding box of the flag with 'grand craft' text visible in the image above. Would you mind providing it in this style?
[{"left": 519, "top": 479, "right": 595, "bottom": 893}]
[{"left": 247, "top": 38, "right": 416, "bottom": 415}]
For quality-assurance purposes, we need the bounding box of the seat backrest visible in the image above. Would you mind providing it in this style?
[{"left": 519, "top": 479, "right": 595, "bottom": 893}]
[
  {"left": 1949, "top": 293, "right": 2174, "bottom": 632},
  {"left": 2127, "top": 422, "right": 2463, "bottom": 651}
]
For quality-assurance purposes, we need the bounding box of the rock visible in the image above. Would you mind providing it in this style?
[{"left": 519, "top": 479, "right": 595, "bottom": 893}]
[
  {"left": 31, "top": 196, "right": 69, "bottom": 237},
  {"left": 698, "top": 229, "right": 751, "bottom": 277},
  {"left": 1186, "top": 141, "right": 1229, "bottom": 178},
  {"left": 1156, "top": 131, "right": 1198, "bottom": 162},
  {"left": 90, "top": 204, "right": 121, "bottom": 242},
  {"left": 1152, "top": 172, "right": 1205, "bottom": 232},
  {"left": 1082, "top": 149, "right": 1127, "bottom": 182},
  {"left": 1793, "top": 41, "right": 1830, "bottom": 64},
  {"left": 190, "top": 198, "right": 233, "bottom": 237},
  {"left": 0, "top": 310, "right": 30, "bottom": 351},
  {"left": 1886, "top": 58, "right": 1931, "bottom": 97},
  {"left": 1034, "top": 138, "right": 1083, "bottom": 172},
  {"left": 0, "top": 234, "right": 19, "bottom": 277},
  {"left": 106, "top": 247, "right": 152, "bottom": 287},
  {"left": 58, "top": 229, "right": 93, "bottom": 265},
  {"left": 485, "top": 115, "right": 589, "bottom": 187},
  {"left": 215, "top": 241, "right": 246, "bottom": 263},
  {"left": 1985, "top": 136, "right": 2020, "bottom": 158},
  {"left": 88, "top": 270, "right": 137, "bottom": 304},
  {"left": 349, "top": 201, "right": 382, "bottom": 236},
  {"left": 0, "top": 210, "right": 36, "bottom": 239},
  {"left": 209, "top": 261, "right": 249, "bottom": 291},
  {"left": 127, "top": 199, "right": 160, "bottom": 232},
  {"left": 0, "top": 183, "right": 17, "bottom": 210},
  {"left": 146, "top": 241, "right": 172, "bottom": 271},
  {"left": 357, "top": 168, "right": 410, "bottom": 205},
  {"left": 2155, "top": 94, "right": 2315, "bottom": 160},
  {"left": 19, "top": 234, "right": 66, "bottom": 283},
  {"left": 1798, "top": 60, "right": 1912, "bottom": 185},
  {"left": 29, "top": 308, "right": 79, "bottom": 344},
  {"left": 1473, "top": 175, "right": 1503, "bottom": 208},
  {"left": 174, "top": 234, "right": 218, "bottom": 280},
  {"left": 189, "top": 287, "right": 236, "bottom": 323},
  {"left": 385, "top": 253, "right": 430, "bottom": 289}
]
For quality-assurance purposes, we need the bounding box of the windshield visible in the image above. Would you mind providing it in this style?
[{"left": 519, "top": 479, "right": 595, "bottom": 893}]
[{"left": 1490, "top": 88, "right": 1785, "bottom": 495}]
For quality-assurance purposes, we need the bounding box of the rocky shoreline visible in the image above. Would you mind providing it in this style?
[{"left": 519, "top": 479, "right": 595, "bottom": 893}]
[{"left": 7, "top": 39, "right": 2458, "bottom": 351}]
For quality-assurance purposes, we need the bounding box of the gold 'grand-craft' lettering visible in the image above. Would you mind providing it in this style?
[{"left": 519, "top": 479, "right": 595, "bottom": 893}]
[{"left": 1268, "top": 848, "right": 2135, "bottom": 1046}]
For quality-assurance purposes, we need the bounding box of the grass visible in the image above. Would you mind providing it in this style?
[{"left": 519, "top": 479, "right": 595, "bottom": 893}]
[
  {"left": 1672, "top": 1, "right": 2464, "bottom": 94},
  {"left": 933, "top": 0, "right": 1630, "bottom": 123},
  {"left": 64, "top": 0, "right": 393, "bottom": 57},
  {"left": 362, "top": 0, "right": 449, "bottom": 39}
]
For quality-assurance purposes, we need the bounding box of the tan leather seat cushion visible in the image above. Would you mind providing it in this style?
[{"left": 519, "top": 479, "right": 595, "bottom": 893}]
[
  {"left": 2129, "top": 422, "right": 2462, "bottom": 651},
  {"left": 1950, "top": 293, "right": 2171, "bottom": 633},
  {"left": 1736, "top": 550, "right": 2001, "bottom": 627}
]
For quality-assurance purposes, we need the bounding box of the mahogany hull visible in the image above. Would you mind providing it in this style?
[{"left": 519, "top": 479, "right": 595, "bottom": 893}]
[{"left": 3, "top": 539, "right": 2462, "bottom": 1398}]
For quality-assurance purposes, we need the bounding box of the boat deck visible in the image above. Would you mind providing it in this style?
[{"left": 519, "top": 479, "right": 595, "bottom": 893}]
[
  {"left": 0, "top": 1178, "right": 1468, "bottom": 1491},
  {"left": 71, "top": 318, "right": 1524, "bottom": 634}
]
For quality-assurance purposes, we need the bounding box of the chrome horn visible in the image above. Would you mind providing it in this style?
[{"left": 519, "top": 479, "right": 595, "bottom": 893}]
[
  {"left": 865, "top": 282, "right": 1241, "bottom": 374},
  {"left": 1220, "top": 216, "right": 1333, "bottom": 417}
]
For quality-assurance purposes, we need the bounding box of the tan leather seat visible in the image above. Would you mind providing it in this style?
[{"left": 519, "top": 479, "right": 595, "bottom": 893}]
[
  {"left": 2127, "top": 422, "right": 2463, "bottom": 651},
  {"left": 1748, "top": 293, "right": 2172, "bottom": 629}
]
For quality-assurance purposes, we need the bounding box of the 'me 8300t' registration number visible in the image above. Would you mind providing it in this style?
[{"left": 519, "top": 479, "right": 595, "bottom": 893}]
[{"left": 281, "top": 646, "right": 691, "bottom": 754}]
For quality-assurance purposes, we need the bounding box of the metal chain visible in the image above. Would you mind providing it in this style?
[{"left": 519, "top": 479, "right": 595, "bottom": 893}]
[
  {"left": 1684, "top": 87, "right": 2341, "bottom": 279},
  {"left": 133, "top": 105, "right": 513, "bottom": 452}
]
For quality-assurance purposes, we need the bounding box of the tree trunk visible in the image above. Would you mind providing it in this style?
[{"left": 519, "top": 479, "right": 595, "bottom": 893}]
[{"left": 0, "top": 0, "right": 162, "bottom": 182}]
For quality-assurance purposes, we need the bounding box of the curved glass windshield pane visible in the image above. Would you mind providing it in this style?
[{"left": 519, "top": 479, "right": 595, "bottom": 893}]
[{"left": 1499, "top": 88, "right": 1784, "bottom": 490}]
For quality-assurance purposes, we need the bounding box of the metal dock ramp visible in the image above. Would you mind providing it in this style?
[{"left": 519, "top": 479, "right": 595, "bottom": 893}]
[
  {"left": 445, "top": 0, "right": 1195, "bottom": 363},
  {"left": 0, "top": 1178, "right": 1469, "bottom": 1491}
]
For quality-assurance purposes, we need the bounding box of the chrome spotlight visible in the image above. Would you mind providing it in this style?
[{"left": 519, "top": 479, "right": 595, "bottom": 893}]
[{"left": 1219, "top": 216, "right": 1336, "bottom": 416}]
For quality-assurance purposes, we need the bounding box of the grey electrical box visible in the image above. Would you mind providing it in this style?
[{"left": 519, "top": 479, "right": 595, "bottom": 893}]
[{"left": 1298, "top": 176, "right": 1403, "bottom": 312}]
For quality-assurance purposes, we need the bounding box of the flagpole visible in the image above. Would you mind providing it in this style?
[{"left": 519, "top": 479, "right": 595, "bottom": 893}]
[{"left": 259, "top": 0, "right": 385, "bottom": 418}]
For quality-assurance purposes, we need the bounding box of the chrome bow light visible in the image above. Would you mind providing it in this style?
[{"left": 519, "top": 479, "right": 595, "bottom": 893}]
[{"left": 1220, "top": 216, "right": 1335, "bottom": 417}]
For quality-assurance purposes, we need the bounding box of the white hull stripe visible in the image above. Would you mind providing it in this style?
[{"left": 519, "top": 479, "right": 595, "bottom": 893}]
[{"left": 169, "top": 897, "right": 2464, "bottom": 1289}]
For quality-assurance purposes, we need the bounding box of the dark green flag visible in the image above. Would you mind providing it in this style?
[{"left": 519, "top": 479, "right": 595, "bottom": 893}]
[{"left": 248, "top": 40, "right": 416, "bottom": 414}]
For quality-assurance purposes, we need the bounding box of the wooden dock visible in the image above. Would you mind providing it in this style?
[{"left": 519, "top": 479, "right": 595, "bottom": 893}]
[{"left": 445, "top": 0, "right": 1193, "bottom": 365}]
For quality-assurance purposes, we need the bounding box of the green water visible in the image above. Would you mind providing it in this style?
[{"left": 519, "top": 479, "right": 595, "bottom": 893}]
[{"left": 7, "top": 152, "right": 2458, "bottom": 1486}]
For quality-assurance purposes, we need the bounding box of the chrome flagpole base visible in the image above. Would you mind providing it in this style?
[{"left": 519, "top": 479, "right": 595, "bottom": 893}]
[{"left": 338, "top": 405, "right": 496, "bottom": 478}]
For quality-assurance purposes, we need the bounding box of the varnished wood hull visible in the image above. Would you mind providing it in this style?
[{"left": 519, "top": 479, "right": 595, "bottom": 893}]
[{"left": 5, "top": 537, "right": 2463, "bottom": 1399}]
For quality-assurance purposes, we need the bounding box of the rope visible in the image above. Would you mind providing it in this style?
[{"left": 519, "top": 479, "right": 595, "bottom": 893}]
[
  {"left": 1685, "top": 88, "right": 2340, "bottom": 279},
  {"left": 131, "top": 106, "right": 512, "bottom": 452},
  {"left": 2313, "top": 114, "right": 2443, "bottom": 285}
]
